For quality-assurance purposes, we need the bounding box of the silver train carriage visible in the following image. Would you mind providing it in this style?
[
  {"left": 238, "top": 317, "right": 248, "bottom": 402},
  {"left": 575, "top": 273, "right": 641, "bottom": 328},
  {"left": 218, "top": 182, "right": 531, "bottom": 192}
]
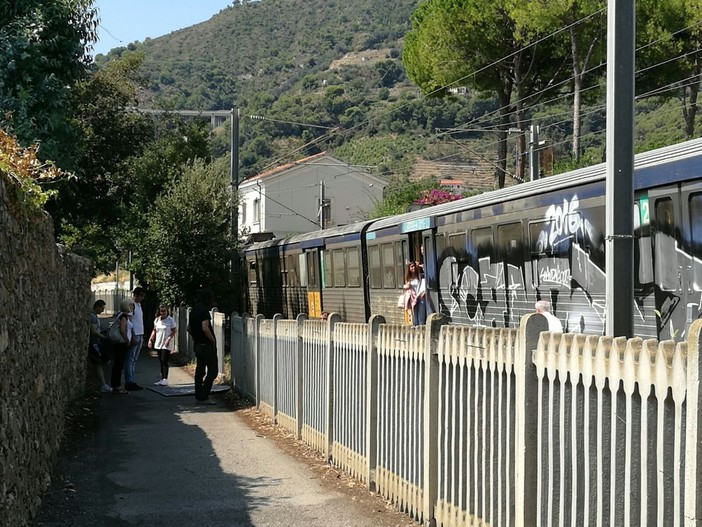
[{"left": 244, "top": 137, "right": 702, "bottom": 341}]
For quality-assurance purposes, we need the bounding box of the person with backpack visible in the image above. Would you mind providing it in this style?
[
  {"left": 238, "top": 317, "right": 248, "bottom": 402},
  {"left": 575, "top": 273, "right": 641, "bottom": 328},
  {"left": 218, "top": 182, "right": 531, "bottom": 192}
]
[
  {"left": 88, "top": 299, "right": 112, "bottom": 393},
  {"left": 188, "top": 289, "right": 218, "bottom": 405},
  {"left": 109, "top": 299, "right": 134, "bottom": 395}
]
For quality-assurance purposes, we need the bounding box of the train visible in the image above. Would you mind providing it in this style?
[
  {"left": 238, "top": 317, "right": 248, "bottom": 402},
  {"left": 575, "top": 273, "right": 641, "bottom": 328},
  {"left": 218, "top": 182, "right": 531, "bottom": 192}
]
[{"left": 243, "top": 137, "right": 702, "bottom": 341}]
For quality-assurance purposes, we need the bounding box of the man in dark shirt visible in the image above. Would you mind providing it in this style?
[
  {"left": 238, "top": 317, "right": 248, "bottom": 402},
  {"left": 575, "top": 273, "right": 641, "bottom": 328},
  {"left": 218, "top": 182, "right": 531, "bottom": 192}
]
[{"left": 188, "top": 289, "right": 218, "bottom": 405}]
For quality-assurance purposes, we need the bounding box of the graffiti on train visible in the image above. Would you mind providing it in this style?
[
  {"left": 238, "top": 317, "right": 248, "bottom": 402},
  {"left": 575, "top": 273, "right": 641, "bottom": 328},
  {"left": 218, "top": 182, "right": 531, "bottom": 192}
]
[
  {"left": 438, "top": 246, "right": 606, "bottom": 333},
  {"left": 536, "top": 196, "right": 596, "bottom": 253},
  {"left": 437, "top": 231, "right": 702, "bottom": 339}
]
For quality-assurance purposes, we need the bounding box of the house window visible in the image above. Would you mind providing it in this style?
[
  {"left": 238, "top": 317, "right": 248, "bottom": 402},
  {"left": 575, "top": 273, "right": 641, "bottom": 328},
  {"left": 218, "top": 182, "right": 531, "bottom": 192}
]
[
  {"left": 241, "top": 202, "right": 247, "bottom": 225},
  {"left": 253, "top": 198, "right": 260, "bottom": 224}
]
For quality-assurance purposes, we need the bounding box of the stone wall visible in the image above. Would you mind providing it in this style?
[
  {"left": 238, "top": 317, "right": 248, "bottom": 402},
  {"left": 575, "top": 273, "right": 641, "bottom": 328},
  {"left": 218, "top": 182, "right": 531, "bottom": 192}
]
[{"left": 0, "top": 177, "right": 92, "bottom": 526}]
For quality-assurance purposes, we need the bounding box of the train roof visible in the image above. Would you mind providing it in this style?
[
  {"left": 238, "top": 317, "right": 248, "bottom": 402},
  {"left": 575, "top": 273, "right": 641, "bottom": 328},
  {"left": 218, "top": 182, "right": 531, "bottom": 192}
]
[
  {"left": 367, "top": 137, "right": 702, "bottom": 233},
  {"left": 243, "top": 219, "right": 374, "bottom": 253}
]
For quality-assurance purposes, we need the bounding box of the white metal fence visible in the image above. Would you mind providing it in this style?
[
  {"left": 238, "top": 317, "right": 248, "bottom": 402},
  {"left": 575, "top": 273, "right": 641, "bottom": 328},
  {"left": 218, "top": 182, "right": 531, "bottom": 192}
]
[{"left": 227, "top": 311, "right": 702, "bottom": 527}]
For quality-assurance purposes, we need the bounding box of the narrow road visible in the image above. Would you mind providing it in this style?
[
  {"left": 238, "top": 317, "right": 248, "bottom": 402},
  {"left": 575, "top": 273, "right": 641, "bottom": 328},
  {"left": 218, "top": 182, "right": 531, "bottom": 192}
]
[{"left": 33, "top": 353, "right": 416, "bottom": 527}]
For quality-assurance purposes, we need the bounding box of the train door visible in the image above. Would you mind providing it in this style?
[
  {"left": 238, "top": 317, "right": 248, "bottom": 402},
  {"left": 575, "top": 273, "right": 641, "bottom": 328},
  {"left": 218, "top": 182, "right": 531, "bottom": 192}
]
[
  {"left": 648, "top": 186, "right": 691, "bottom": 339},
  {"left": 421, "top": 230, "right": 437, "bottom": 316},
  {"left": 681, "top": 183, "right": 702, "bottom": 332},
  {"left": 305, "top": 248, "right": 322, "bottom": 318}
]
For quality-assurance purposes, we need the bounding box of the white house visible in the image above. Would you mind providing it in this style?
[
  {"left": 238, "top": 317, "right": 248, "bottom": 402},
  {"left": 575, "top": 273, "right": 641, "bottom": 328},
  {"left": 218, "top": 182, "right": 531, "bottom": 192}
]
[{"left": 238, "top": 152, "right": 387, "bottom": 238}]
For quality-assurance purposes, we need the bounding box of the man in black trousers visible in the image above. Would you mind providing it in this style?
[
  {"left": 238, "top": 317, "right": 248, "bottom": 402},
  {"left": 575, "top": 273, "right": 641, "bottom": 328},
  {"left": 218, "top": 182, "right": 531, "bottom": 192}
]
[{"left": 188, "top": 289, "right": 218, "bottom": 405}]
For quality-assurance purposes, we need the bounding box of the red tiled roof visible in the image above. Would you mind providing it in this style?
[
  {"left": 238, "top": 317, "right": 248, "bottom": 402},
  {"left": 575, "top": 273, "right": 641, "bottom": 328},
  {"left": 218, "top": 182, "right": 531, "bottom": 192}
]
[{"left": 440, "top": 179, "right": 464, "bottom": 187}]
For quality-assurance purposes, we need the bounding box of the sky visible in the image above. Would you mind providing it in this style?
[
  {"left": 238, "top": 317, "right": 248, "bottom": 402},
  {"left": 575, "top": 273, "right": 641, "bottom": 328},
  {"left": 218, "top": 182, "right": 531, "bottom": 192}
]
[{"left": 92, "top": 0, "right": 234, "bottom": 56}]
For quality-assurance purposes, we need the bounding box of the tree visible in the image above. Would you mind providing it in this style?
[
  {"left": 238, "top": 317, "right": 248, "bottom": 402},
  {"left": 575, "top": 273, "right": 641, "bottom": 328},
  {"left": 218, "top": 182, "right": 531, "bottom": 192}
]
[
  {"left": 0, "top": 0, "right": 99, "bottom": 166},
  {"left": 403, "top": 0, "right": 561, "bottom": 187},
  {"left": 138, "top": 158, "right": 236, "bottom": 309},
  {"left": 367, "top": 178, "right": 440, "bottom": 218},
  {"left": 637, "top": 0, "right": 702, "bottom": 138},
  {"left": 53, "top": 52, "right": 155, "bottom": 271},
  {"left": 511, "top": 0, "right": 606, "bottom": 163}
]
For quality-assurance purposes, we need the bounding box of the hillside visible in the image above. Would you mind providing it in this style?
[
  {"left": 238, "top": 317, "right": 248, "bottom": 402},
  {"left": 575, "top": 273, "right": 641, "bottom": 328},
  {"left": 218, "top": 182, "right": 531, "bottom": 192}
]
[
  {"left": 96, "top": 0, "right": 698, "bottom": 189},
  {"left": 99, "top": 0, "right": 418, "bottom": 110}
]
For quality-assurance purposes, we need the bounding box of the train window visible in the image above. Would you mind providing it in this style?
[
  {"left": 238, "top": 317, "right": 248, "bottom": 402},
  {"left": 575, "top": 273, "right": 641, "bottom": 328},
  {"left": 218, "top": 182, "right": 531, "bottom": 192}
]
[
  {"left": 436, "top": 234, "right": 446, "bottom": 260},
  {"left": 369, "top": 246, "right": 382, "bottom": 289},
  {"left": 529, "top": 221, "right": 549, "bottom": 254},
  {"left": 280, "top": 256, "right": 287, "bottom": 287},
  {"left": 299, "top": 254, "right": 308, "bottom": 287},
  {"left": 323, "top": 250, "right": 333, "bottom": 289},
  {"left": 634, "top": 202, "right": 653, "bottom": 289},
  {"left": 333, "top": 249, "right": 346, "bottom": 287},
  {"left": 347, "top": 248, "right": 361, "bottom": 287},
  {"left": 497, "top": 222, "right": 522, "bottom": 265},
  {"left": 395, "top": 240, "right": 407, "bottom": 288},
  {"left": 382, "top": 244, "right": 395, "bottom": 288},
  {"left": 472, "top": 227, "right": 493, "bottom": 258},
  {"left": 690, "top": 194, "right": 702, "bottom": 291},
  {"left": 449, "top": 232, "right": 466, "bottom": 257},
  {"left": 654, "top": 198, "right": 677, "bottom": 291},
  {"left": 287, "top": 255, "right": 298, "bottom": 286},
  {"left": 307, "top": 252, "right": 318, "bottom": 288}
]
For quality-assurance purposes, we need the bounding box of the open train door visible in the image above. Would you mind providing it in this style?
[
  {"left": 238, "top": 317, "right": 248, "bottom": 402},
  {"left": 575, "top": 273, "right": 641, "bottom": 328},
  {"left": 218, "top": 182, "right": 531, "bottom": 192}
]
[
  {"left": 421, "top": 230, "right": 438, "bottom": 317},
  {"left": 304, "top": 248, "right": 323, "bottom": 319},
  {"left": 407, "top": 224, "right": 437, "bottom": 317},
  {"left": 647, "top": 185, "right": 692, "bottom": 340}
]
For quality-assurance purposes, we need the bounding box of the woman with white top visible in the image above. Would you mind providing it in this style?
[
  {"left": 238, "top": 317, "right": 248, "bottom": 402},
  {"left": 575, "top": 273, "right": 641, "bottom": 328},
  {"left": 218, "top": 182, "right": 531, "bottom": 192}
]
[
  {"left": 403, "top": 261, "right": 427, "bottom": 326},
  {"left": 148, "top": 305, "right": 177, "bottom": 385}
]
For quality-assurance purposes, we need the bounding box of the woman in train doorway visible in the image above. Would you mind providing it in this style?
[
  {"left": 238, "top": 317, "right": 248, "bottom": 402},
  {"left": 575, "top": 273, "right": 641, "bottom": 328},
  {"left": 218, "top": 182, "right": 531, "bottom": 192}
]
[{"left": 403, "top": 261, "right": 426, "bottom": 326}]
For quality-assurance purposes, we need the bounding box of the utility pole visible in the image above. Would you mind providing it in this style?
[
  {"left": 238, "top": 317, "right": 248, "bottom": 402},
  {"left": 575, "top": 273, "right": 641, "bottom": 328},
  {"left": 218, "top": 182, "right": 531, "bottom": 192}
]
[
  {"left": 318, "top": 180, "right": 325, "bottom": 229},
  {"left": 230, "top": 107, "right": 241, "bottom": 308},
  {"left": 230, "top": 107, "right": 240, "bottom": 242},
  {"left": 529, "top": 125, "right": 540, "bottom": 181},
  {"left": 605, "top": 0, "right": 635, "bottom": 338}
]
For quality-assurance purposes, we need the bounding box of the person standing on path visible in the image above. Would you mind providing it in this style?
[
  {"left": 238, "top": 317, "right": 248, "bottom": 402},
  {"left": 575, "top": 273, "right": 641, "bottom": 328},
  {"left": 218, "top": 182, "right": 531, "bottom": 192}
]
[
  {"left": 110, "top": 299, "right": 134, "bottom": 394},
  {"left": 88, "top": 299, "right": 112, "bottom": 393},
  {"left": 188, "top": 289, "right": 218, "bottom": 405},
  {"left": 148, "top": 305, "right": 177, "bottom": 386},
  {"left": 124, "top": 287, "right": 145, "bottom": 391}
]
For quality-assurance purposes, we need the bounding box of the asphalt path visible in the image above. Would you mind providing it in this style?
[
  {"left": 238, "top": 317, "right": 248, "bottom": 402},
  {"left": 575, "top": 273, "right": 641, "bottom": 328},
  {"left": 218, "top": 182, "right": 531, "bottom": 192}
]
[{"left": 33, "top": 352, "right": 415, "bottom": 527}]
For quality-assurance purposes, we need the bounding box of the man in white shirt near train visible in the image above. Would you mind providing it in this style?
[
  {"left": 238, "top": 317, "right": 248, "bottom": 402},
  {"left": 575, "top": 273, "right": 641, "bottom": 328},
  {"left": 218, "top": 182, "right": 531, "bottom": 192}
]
[{"left": 535, "top": 300, "right": 563, "bottom": 333}]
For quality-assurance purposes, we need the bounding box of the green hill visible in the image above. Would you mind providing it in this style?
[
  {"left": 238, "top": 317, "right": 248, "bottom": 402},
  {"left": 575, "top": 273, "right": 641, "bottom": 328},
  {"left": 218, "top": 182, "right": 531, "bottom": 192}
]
[{"left": 95, "top": 0, "right": 697, "bottom": 186}]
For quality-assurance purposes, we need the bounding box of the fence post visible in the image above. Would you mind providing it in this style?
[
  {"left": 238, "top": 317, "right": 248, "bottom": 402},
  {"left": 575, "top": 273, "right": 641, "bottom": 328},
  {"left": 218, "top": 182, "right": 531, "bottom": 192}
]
[
  {"left": 325, "top": 312, "right": 342, "bottom": 462},
  {"left": 365, "top": 314, "right": 385, "bottom": 491},
  {"left": 230, "top": 312, "right": 245, "bottom": 393},
  {"left": 686, "top": 319, "right": 702, "bottom": 526},
  {"left": 515, "top": 313, "right": 548, "bottom": 527},
  {"left": 272, "top": 313, "right": 282, "bottom": 421},
  {"left": 254, "top": 314, "right": 264, "bottom": 408},
  {"left": 423, "top": 313, "right": 446, "bottom": 527},
  {"left": 295, "top": 313, "right": 307, "bottom": 440},
  {"left": 211, "top": 308, "right": 225, "bottom": 375}
]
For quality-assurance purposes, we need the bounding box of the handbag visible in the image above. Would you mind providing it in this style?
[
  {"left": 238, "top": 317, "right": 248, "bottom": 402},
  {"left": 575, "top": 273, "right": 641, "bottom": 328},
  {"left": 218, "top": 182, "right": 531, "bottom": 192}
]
[
  {"left": 397, "top": 293, "right": 405, "bottom": 309},
  {"left": 108, "top": 316, "right": 128, "bottom": 344}
]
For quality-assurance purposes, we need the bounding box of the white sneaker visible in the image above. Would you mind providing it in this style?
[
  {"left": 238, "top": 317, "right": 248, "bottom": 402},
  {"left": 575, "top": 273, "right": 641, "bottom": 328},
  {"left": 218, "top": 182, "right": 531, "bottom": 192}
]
[
  {"left": 100, "top": 384, "right": 113, "bottom": 393},
  {"left": 154, "top": 380, "right": 162, "bottom": 385},
  {"left": 158, "top": 379, "right": 169, "bottom": 386}
]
